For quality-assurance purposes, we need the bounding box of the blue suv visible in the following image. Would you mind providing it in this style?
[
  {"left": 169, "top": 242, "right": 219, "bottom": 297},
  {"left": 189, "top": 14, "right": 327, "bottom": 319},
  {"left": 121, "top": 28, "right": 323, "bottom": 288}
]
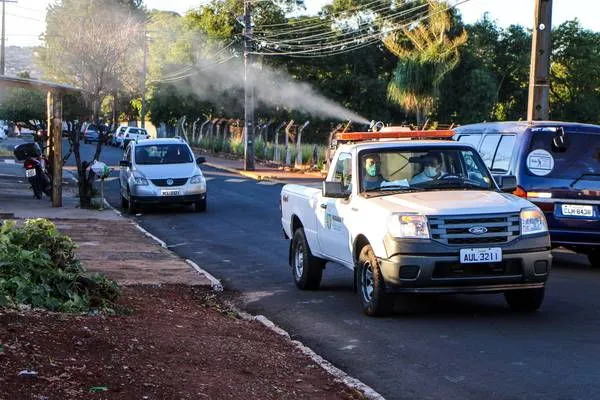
[{"left": 454, "top": 121, "right": 600, "bottom": 267}]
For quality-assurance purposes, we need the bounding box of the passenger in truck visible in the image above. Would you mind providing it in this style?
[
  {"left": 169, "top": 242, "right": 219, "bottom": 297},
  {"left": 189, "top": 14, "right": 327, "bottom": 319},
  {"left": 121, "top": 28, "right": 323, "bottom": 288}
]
[{"left": 410, "top": 153, "right": 444, "bottom": 184}]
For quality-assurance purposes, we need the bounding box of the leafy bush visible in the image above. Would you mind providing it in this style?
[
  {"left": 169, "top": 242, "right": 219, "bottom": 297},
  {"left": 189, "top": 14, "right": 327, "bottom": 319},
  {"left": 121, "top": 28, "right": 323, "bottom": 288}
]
[{"left": 0, "top": 219, "right": 120, "bottom": 312}]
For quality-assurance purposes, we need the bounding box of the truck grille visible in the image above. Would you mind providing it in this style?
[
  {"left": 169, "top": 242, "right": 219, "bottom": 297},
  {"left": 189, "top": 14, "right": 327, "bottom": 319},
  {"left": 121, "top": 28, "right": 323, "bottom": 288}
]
[
  {"left": 151, "top": 178, "right": 188, "bottom": 187},
  {"left": 429, "top": 213, "right": 520, "bottom": 245}
]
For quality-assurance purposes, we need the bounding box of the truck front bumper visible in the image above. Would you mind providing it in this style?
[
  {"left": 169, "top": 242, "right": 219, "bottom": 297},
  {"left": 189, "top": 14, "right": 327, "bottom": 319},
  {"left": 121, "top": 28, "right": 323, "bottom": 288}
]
[{"left": 378, "top": 234, "right": 551, "bottom": 294}]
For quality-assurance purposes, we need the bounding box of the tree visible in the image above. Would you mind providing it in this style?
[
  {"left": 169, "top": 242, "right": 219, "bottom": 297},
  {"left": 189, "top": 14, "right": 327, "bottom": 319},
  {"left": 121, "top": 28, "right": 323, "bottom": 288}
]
[
  {"left": 383, "top": 0, "right": 467, "bottom": 125},
  {"left": 550, "top": 20, "right": 600, "bottom": 122},
  {"left": 38, "top": 0, "right": 144, "bottom": 208},
  {"left": 0, "top": 89, "right": 45, "bottom": 129}
]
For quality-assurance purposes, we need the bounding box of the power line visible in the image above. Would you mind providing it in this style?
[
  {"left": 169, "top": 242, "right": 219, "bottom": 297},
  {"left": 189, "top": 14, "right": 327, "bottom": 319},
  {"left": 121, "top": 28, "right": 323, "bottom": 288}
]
[{"left": 250, "top": 0, "right": 472, "bottom": 57}]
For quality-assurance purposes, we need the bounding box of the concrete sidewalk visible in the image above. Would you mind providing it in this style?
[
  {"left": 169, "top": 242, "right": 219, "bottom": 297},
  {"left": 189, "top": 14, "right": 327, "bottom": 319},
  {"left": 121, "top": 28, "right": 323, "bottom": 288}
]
[{"left": 0, "top": 173, "right": 212, "bottom": 288}]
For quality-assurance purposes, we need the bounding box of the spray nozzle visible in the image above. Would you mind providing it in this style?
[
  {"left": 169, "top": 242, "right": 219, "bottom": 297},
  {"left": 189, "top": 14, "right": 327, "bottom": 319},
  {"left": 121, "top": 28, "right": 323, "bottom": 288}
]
[{"left": 369, "top": 120, "right": 384, "bottom": 132}]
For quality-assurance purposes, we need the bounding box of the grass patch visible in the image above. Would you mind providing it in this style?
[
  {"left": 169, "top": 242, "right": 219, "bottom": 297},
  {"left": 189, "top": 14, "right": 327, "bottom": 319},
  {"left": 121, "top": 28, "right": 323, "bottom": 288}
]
[{"left": 0, "top": 147, "right": 13, "bottom": 157}]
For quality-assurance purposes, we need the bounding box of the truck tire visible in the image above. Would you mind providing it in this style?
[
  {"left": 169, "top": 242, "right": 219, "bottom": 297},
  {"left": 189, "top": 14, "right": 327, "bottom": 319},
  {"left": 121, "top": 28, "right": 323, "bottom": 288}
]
[
  {"left": 357, "top": 245, "right": 393, "bottom": 317},
  {"left": 291, "top": 228, "right": 324, "bottom": 290},
  {"left": 504, "top": 288, "right": 545, "bottom": 312}
]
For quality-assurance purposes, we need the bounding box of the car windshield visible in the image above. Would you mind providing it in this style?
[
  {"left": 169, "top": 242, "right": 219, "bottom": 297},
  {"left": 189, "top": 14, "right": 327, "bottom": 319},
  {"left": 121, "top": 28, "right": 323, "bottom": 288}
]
[
  {"left": 359, "top": 147, "right": 494, "bottom": 194},
  {"left": 135, "top": 144, "right": 193, "bottom": 165}
]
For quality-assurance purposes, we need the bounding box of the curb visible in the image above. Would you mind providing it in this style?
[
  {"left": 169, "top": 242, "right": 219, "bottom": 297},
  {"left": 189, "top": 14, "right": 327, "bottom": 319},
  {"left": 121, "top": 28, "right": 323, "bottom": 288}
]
[
  {"left": 102, "top": 198, "right": 223, "bottom": 291},
  {"left": 203, "top": 161, "right": 290, "bottom": 185},
  {"left": 100, "top": 199, "right": 383, "bottom": 399},
  {"left": 235, "top": 310, "right": 385, "bottom": 400}
]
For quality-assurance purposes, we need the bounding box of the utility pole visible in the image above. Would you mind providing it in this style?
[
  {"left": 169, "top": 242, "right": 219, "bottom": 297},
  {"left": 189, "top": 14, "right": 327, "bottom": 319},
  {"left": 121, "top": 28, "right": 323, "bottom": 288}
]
[
  {"left": 527, "top": 0, "right": 553, "bottom": 121},
  {"left": 140, "top": 28, "right": 148, "bottom": 129},
  {"left": 0, "top": 0, "right": 17, "bottom": 76},
  {"left": 243, "top": 0, "right": 255, "bottom": 170}
]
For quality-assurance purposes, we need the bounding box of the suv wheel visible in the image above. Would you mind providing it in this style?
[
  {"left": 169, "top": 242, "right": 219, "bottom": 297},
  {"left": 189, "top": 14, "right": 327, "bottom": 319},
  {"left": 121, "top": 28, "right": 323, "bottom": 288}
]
[
  {"left": 358, "top": 245, "right": 393, "bottom": 317},
  {"left": 291, "top": 228, "right": 324, "bottom": 290},
  {"left": 504, "top": 288, "right": 545, "bottom": 312}
]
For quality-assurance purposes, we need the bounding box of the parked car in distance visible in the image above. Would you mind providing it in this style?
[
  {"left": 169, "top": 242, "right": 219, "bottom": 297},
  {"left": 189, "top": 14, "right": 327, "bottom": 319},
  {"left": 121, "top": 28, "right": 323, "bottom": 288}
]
[
  {"left": 454, "top": 121, "right": 600, "bottom": 267},
  {"left": 112, "top": 126, "right": 127, "bottom": 147},
  {"left": 83, "top": 125, "right": 100, "bottom": 144},
  {"left": 119, "top": 138, "right": 207, "bottom": 214},
  {"left": 121, "top": 127, "right": 150, "bottom": 148}
]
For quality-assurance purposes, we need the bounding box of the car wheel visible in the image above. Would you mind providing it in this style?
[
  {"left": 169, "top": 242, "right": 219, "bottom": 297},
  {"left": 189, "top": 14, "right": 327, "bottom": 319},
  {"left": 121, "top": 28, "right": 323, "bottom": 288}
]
[
  {"left": 194, "top": 198, "right": 207, "bottom": 212},
  {"left": 120, "top": 193, "right": 128, "bottom": 210},
  {"left": 588, "top": 251, "right": 600, "bottom": 268},
  {"left": 291, "top": 228, "right": 325, "bottom": 290},
  {"left": 358, "top": 245, "right": 393, "bottom": 317},
  {"left": 126, "top": 189, "right": 138, "bottom": 215},
  {"left": 504, "top": 288, "right": 545, "bottom": 312}
]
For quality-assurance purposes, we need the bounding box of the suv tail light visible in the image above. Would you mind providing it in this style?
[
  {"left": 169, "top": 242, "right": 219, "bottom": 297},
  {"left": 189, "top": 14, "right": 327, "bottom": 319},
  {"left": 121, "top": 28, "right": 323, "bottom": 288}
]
[
  {"left": 513, "top": 186, "right": 554, "bottom": 212},
  {"left": 512, "top": 186, "right": 527, "bottom": 198}
]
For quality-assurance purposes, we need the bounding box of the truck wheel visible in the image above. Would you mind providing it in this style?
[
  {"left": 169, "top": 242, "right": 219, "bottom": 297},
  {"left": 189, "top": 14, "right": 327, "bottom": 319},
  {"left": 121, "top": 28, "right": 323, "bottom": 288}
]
[
  {"left": 291, "top": 228, "right": 324, "bottom": 290},
  {"left": 504, "top": 288, "right": 545, "bottom": 312},
  {"left": 588, "top": 251, "right": 600, "bottom": 268},
  {"left": 358, "top": 245, "right": 393, "bottom": 317}
]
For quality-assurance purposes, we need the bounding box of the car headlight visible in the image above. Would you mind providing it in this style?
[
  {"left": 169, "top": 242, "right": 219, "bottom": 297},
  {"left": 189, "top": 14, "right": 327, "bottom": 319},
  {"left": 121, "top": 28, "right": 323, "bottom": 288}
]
[
  {"left": 387, "top": 214, "right": 430, "bottom": 239},
  {"left": 189, "top": 174, "right": 204, "bottom": 184},
  {"left": 520, "top": 207, "right": 548, "bottom": 235},
  {"left": 132, "top": 172, "right": 148, "bottom": 186}
]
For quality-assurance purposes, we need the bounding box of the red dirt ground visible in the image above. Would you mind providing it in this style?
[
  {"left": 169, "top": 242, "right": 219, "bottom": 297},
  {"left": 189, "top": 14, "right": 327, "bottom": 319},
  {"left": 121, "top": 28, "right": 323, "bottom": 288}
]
[{"left": 0, "top": 285, "right": 365, "bottom": 400}]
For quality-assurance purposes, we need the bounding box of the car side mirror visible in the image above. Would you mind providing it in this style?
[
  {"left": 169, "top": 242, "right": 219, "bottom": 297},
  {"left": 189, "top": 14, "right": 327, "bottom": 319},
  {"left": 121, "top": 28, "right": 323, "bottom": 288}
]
[
  {"left": 119, "top": 160, "right": 131, "bottom": 168},
  {"left": 494, "top": 175, "right": 517, "bottom": 192},
  {"left": 322, "top": 181, "right": 349, "bottom": 198},
  {"left": 196, "top": 156, "right": 206, "bottom": 165}
]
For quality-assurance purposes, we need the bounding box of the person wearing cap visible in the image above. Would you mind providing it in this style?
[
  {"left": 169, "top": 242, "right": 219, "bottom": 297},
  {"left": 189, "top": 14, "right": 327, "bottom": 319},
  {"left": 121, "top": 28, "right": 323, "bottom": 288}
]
[{"left": 410, "top": 153, "right": 444, "bottom": 184}]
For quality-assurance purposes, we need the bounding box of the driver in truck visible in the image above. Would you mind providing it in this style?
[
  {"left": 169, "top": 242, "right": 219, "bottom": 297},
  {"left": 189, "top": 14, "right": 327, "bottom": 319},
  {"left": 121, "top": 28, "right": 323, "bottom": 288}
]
[
  {"left": 362, "top": 153, "right": 385, "bottom": 190},
  {"left": 410, "top": 152, "right": 444, "bottom": 184}
]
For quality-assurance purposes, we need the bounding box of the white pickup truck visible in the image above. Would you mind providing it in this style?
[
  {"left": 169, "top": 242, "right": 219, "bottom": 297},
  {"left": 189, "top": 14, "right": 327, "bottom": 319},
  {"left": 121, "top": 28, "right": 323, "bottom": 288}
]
[{"left": 280, "top": 130, "right": 552, "bottom": 316}]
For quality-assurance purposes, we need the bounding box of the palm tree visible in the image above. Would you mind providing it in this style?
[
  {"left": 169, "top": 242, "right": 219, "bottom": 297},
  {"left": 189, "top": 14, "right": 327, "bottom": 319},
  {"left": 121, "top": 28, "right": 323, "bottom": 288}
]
[{"left": 383, "top": 0, "right": 467, "bottom": 126}]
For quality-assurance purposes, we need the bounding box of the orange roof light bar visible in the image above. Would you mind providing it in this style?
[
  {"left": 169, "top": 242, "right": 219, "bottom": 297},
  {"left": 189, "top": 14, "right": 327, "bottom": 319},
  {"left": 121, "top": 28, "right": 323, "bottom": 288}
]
[{"left": 335, "top": 129, "right": 456, "bottom": 142}]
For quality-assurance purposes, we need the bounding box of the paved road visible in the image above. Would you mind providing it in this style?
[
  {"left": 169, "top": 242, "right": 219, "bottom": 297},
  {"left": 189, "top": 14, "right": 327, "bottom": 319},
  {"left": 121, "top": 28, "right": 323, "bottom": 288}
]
[{"left": 86, "top": 142, "right": 600, "bottom": 400}]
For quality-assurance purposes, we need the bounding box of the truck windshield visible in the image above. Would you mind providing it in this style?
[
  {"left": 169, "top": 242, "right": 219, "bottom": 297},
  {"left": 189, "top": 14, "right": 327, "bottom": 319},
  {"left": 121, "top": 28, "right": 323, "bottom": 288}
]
[
  {"left": 360, "top": 147, "right": 494, "bottom": 193},
  {"left": 527, "top": 130, "right": 600, "bottom": 182}
]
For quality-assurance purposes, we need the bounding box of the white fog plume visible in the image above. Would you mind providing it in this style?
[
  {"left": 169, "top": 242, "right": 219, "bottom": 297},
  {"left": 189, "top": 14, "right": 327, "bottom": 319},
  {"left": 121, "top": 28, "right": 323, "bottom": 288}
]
[{"left": 162, "top": 56, "right": 370, "bottom": 125}]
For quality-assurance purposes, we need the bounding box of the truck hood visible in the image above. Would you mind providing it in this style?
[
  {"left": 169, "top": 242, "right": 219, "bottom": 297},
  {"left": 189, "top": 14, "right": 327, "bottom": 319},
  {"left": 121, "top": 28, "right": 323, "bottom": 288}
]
[{"left": 372, "top": 190, "right": 533, "bottom": 216}]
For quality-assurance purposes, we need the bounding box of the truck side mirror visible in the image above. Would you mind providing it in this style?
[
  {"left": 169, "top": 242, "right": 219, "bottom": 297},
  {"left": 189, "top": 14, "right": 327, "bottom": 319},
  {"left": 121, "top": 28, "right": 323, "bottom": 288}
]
[
  {"left": 322, "top": 181, "right": 349, "bottom": 198},
  {"left": 494, "top": 175, "right": 517, "bottom": 192},
  {"left": 196, "top": 156, "right": 206, "bottom": 165}
]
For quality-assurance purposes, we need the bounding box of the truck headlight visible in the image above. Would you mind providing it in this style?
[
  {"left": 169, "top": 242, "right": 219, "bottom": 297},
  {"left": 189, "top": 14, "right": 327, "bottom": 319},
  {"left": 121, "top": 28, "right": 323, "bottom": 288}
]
[
  {"left": 520, "top": 208, "right": 548, "bottom": 235},
  {"left": 132, "top": 172, "right": 148, "bottom": 186},
  {"left": 388, "top": 214, "right": 430, "bottom": 239}
]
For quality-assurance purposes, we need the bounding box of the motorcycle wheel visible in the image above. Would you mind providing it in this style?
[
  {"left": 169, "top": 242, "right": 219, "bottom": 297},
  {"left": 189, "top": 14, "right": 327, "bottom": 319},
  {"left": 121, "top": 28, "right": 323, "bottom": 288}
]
[{"left": 29, "top": 176, "right": 43, "bottom": 199}]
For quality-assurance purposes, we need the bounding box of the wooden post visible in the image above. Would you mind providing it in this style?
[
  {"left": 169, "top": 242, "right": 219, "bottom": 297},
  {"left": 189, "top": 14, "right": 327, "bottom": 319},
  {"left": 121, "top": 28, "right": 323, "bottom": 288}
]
[
  {"left": 527, "top": 0, "right": 553, "bottom": 121},
  {"left": 48, "top": 90, "right": 63, "bottom": 207}
]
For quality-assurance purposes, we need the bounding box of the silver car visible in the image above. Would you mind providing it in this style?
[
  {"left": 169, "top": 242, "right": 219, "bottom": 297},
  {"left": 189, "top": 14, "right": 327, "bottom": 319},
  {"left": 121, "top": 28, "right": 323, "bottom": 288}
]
[{"left": 119, "top": 138, "right": 207, "bottom": 213}]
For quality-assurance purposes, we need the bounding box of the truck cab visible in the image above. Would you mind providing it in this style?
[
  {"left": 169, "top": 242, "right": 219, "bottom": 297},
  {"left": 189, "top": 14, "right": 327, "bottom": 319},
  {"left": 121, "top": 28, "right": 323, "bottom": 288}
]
[{"left": 280, "top": 129, "right": 552, "bottom": 316}]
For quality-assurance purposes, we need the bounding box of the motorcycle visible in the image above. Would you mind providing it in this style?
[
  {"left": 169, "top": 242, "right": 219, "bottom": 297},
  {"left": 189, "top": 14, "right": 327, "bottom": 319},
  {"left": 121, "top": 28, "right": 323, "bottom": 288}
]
[{"left": 14, "top": 142, "right": 53, "bottom": 199}]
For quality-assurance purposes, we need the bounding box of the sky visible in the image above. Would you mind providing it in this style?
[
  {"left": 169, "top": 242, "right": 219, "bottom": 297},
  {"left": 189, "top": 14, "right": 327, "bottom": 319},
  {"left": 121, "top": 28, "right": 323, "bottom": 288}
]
[{"left": 5, "top": 0, "right": 600, "bottom": 47}]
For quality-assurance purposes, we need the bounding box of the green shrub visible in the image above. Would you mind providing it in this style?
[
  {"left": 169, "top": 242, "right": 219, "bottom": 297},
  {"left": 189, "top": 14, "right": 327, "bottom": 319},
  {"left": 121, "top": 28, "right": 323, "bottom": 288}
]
[{"left": 0, "top": 219, "right": 120, "bottom": 313}]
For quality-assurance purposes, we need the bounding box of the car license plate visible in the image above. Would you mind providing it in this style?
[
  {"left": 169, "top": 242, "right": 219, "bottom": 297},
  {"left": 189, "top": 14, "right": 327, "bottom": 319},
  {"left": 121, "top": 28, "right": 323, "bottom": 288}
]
[
  {"left": 460, "top": 248, "right": 502, "bottom": 264},
  {"left": 561, "top": 204, "right": 594, "bottom": 217},
  {"left": 25, "top": 168, "right": 36, "bottom": 178},
  {"left": 161, "top": 190, "right": 180, "bottom": 196}
]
